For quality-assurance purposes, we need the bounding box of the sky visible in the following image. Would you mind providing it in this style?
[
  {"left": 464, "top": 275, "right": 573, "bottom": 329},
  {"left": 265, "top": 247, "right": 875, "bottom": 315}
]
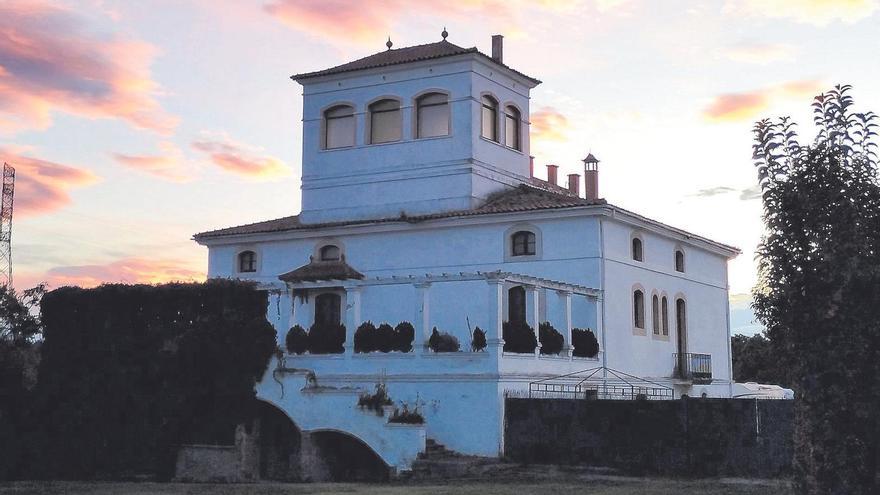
[{"left": 5, "top": 0, "right": 880, "bottom": 334}]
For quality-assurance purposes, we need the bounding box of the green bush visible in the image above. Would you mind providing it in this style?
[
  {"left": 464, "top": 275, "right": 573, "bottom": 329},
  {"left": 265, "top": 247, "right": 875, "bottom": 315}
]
[
  {"left": 471, "top": 326, "right": 487, "bottom": 352},
  {"left": 307, "top": 322, "right": 345, "bottom": 354},
  {"left": 393, "top": 321, "right": 415, "bottom": 353},
  {"left": 354, "top": 321, "right": 376, "bottom": 353},
  {"left": 285, "top": 325, "right": 308, "bottom": 354},
  {"left": 539, "top": 322, "right": 564, "bottom": 355},
  {"left": 357, "top": 383, "right": 393, "bottom": 416},
  {"left": 427, "top": 327, "right": 459, "bottom": 352},
  {"left": 354, "top": 321, "right": 414, "bottom": 353},
  {"left": 572, "top": 328, "right": 600, "bottom": 358},
  {"left": 503, "top": 320, "right": 537, "bottom": 353},
  {"left": 376, "top": 323, "right": 395, "bottom": 353}
]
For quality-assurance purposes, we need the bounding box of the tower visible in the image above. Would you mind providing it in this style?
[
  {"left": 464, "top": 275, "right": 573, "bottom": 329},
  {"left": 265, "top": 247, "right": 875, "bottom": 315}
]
[
  {"left": 583, "top": 153, "right": 600, "bottom": 200},
  {"left": 0, "top": 163, "right": 14, "bottom": 287}
]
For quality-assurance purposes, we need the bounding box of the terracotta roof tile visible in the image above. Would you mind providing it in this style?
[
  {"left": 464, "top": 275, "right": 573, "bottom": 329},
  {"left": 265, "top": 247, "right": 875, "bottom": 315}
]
[
  {"left": 193, "top": 184, "right": 604, "bottom": 241},
  {"left": 278, "top": 258, "right": 365, "bottom": 283},
  {"left": 291, "top": 40, "right": 540, "bottom": 84}
]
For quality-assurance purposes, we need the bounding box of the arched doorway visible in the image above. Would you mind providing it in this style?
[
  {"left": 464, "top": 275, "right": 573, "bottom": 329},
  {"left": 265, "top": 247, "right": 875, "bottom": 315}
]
[
  {"left": 310, "top": 430, "right": 390, "bottom": 481},
  {"left": 257, "top": 401, "right": 302, "bottom": 481}
]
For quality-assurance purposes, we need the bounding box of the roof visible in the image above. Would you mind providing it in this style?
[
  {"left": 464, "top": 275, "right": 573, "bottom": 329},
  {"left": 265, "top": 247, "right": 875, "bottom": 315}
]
[
  {"left": 291, "top": 40, "right": 541, "bottom": 85},
  {"left": 278, "top": 258, "right": 365, "bottom": 283},
  {"left": 193, "top": 184, "right": 601, "bottom": 241}
]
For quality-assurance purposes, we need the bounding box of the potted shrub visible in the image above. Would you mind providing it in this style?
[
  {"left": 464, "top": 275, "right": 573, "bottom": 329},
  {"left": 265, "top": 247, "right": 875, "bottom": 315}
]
[
  {"left": 357, "top": 382, "right": 393, "bottom": 416},
  {"left": 285, "top": 325, "right": 308, "bottom": 354},
  {"left": 393, "top": 321, "right": 415, "bottom": 353},
  {"left": 503, "top": 320, "right": 537, "bottom": 353},
  {"left": 539, "top": 322, "right": 564, "bottom": 355},
  {"left": 572, "top": 328, "right": 600, "bottom": 358},
  {"left": 471, "top": 326, "right": 487, "bottom": 352},
  {"left": 427, "top": 327, "right": 460, "bottom": 352}
]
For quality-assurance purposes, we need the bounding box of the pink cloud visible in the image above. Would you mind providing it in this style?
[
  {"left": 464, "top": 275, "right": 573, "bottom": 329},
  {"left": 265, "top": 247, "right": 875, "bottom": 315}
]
[
  {"left": 0, "top": 0, "right": 177, "bottom": 134},
  {"left": 192, "top": 137, "right": 290, "bottom": 180},
  {"left": 19, "top": 257, "right": 205, "bottom": 289},
  {"left": 531, "top": 107, "right": 570, "bottom": 142},
  {"left": 1, "top": 146, "right": 98, "bottom": 218},
  {"left": 702, "top": 80, "right": 824, "bottom": 122},
  {"left": 112, "top": 142, "right": 194, "bottom": 182}
]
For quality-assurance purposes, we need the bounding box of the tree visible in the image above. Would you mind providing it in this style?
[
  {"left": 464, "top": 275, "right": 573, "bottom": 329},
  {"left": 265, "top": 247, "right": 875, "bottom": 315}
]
[
  {"left": 730, "top": 333, "right": 790, "bottom": 387},
  {"left": 751, "top": 85, "right": 879, "bottom": 494},
  {"left": 0, "top": 283, "right": 46, "bottom": 345}
]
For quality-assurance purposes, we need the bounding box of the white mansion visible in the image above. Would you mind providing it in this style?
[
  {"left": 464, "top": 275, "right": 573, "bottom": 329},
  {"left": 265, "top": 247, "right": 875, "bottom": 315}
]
[{"left": 193, "top": 34, "right": 740, "bottom": 476}]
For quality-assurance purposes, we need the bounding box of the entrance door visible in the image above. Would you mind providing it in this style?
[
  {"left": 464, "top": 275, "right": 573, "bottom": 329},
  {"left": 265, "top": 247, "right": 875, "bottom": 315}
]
[{"left": 315, "top": 293, "right": 341, "bottom": 326}]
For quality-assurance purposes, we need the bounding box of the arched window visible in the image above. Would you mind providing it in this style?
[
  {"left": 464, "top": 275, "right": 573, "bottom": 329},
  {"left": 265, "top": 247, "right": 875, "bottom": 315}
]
[
  {"left": 675, "top": 249, "right": 685, "bottom": 272},
  {"left": 508, "top": 286, "right": 526, "bottom": 323},
  {"left": 315, "top": 293, "right": 341, "bottom": 326},
  {"left": 504, "top": 105, "right": 521, "bottom": 151},
  {"left": 481, "top": 95, "right": 498, "bottom": 141},
  {"left": 368, "top": 99, "right": 401, "bottom": 144},
  {"left": 632, "top": 237, "right": 643, "bottom": 262},
  {"left": 324, "top": 105, "right": 355, "bottom": 149},
  {"left": 416, "top": 92, "right": 449, "bottom": 138},
  {"left": 633, "top": 289, "right": 645, "bottom": 329},
  {"left": 238, "top": 250, "right": 256, "bottom": 273},
  {"left": 676, "top": 298, "right": 687, "bottom": 352},
  {"left": 319, "top": 245, "right": 341, "bottom": 261},
  {"left": 661, "top": 296, "right": 669, "bottom": 336},
  {"left": 652, "top": 295, "right": 660, "bottom": 335},
  {"left": 511, "top": 231, "right": 536, "bottom": 256}
]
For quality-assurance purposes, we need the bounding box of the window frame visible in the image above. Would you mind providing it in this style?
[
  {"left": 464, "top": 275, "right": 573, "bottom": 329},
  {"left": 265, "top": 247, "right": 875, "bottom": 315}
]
[
  {"left": 367, "top": 98, "right": 402, "bottom": 144},
  {"left": 237, "top": 250, "right": 257, "bottom": 273},
  {"left": 675, "top": 249, "right": 685, "bottom": 273},
  {"left": 631, "top": 235, "right": 644, "bottom": 262},
  {"left": 661, "top": 295, "right": 669, "bottom": 336},
  {"left": 319, "top": 244, "right": 341, "bottom": 262},
  {"left": 504, "top": 104, "right": 522, "bottom": 151},
  {"left": 507, "top": 285, "right": 527, "bottom": 324},
  {"left": 323, "top": 104, "right": 356, "bottom": 150},
  {"left": 632, "top": 285, "right": 646, "bottom": 335},
  {"left": 415, "top": 91, "right": 450, "bottom": 139},
  {"left": 314, "top": 292, "right": 342, "bottom": 327},
  {"left": 652, "top": 294, "right": 660, "bottom": 335},
  {"left": 511, "top": 231, "right": 536, "bottom": 257},
  {"left": 504, "top": 224, "right": 542, "bottom": 261},
  {"left": 481, "top": 94, "right": 499, "bottom": 142}
]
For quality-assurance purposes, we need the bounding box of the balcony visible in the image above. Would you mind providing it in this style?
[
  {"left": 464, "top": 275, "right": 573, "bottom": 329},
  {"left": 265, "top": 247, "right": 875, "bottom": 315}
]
[{"left": 673, "top": 353, "right": 712, "bottom": 384}]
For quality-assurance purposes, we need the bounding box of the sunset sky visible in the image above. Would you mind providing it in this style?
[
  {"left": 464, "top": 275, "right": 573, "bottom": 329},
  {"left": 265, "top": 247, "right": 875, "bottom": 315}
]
[{"left": 6, "top": 0, "right": 880, "bottom": 333}]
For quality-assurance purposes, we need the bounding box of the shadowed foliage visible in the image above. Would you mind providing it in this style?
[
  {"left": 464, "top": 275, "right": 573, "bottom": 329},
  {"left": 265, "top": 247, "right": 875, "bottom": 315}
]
[{"left": 751, "top": 84, "right": 880, "bottom": 494}]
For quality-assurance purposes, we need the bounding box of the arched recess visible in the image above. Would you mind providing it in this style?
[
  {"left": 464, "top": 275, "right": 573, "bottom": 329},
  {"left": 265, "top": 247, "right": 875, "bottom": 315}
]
[
  {"left": 309, "top": 429, "right": 390, "bottom": 481},
  {"left": 255, "top": 400, "right": 302, "bottom": 481}
]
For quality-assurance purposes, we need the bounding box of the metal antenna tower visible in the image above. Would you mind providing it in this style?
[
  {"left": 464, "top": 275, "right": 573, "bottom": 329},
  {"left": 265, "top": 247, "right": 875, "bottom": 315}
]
[{"left": 0, "top": 163, "right": 15, "bottom": 288}]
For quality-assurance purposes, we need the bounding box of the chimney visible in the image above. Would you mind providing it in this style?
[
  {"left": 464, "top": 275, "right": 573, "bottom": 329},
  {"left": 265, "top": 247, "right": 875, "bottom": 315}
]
[
  {"left": 529, "top": 155, "right": 535, "bottom": 177},
  {"left": 583, "top": 153, "right": 600, "bottom": 200},
  {"left": 491, "top": 35, "right": 503, "bottom": 63},
  {"left": 567, "top": 174, "right": 580, "bottom": 196},
  {"left": 546, "top": 164, "right": 558, "bottom": 185}
]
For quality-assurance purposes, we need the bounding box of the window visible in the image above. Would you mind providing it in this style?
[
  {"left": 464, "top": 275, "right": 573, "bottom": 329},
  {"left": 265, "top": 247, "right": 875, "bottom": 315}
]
[
  {"left": 633, "top": 289, "right": 645, "bottom": 329},
  {"left": 632, "top": 237, "right": 643, "bottom": 261},
  {"left": 369, "top": 99, "right": 401, "bottom": 144},
  {"left": 511, "top": 231, "right": 536, "bottom": 256},
  {"left": 676, "top": 298, "right": 687, "bottom": 351},
  {"left": 504, "top": 105, "right": 521, "bottom": 151},
  {"left": 481, "top": 95, "right": 498, "bottom": 141},
  {"left": 508, "top": 286, "right": 526, "bottom": 323},
  {"left": 652, "top": 295, "right": 660, "bottom": 335},
  {"left": 661, "top": 296, "right": 669, "bottom": 336},
  {"left": 238, "top": 251, "right": 256, "bottom": 273},
  {"left": 416, "top": 92, "right": 449, "bottom": 138},
  {"left": 324, "top": 105, "right": 355, "bottom": 149},
  {"left": 315, "top": 293, "right": 341, "bottom": 326},
  {"left": 675, "top": 250, "right": 685, "bottom": 272},
  {"left": 319, "top": 245, "right": 341, "bottom": 261}
]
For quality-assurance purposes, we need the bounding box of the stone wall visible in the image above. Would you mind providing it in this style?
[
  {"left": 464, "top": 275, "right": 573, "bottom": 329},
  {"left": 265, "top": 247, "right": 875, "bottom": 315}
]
[{"left": 504, "top": 397, "right": 793, "bottom": 477}]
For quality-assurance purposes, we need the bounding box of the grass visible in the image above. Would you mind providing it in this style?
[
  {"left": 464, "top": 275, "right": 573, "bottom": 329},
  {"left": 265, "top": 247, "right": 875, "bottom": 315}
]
[{"left": 0, "top": 479, "right": 793, "bottom": 495}]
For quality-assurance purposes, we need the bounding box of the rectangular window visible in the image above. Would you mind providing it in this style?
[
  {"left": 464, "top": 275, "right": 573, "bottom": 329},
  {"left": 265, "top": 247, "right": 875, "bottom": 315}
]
[
  {"left": 505, "top": 112, "right": 520, "bottom": 150},
  {"left": 418, "top": 103, "right": 449, "bottom": 138},
  {"left": 370, "top": 109, "right": 401, "bottom": 144},
  {"left": 481, "top": 105, "right": 497, "bottom": 141},
  {"left": 325, "top": 115, "right": 355, "bottom": 149}
]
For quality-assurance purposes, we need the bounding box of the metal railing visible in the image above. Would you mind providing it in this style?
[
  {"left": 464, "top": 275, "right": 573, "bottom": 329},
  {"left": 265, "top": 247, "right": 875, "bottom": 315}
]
[
  {"left": 529, "top": 366, "right": 674, "bottom": 400},
  {"left": 673, "top": 353, "right": 712, "bottom": 384}
]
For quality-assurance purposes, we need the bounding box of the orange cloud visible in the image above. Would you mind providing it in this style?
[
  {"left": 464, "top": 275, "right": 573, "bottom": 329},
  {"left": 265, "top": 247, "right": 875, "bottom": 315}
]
[
  {"left": 726, "top": 0, "right": 879, "bottom": 26},
  {"left": 263, "top": 0, "right": 580, "bottom": 43},
  {"left": 192, "top": 137, "right": 290, "bottom": 180},
  {"left": 1, "top": 146, "right": 98, "bottom": 218},
  {"left": 0, "top": 1, "right": 177, "bottom": 134},
  {"left": 530, "top": 107, "right": 570, "bottom": 142},
  {"left": 112, "top": 142, "right": 194, "bottom": 182},
  {"left": 21, "top": 257, "right": 205, "bottom": 289},
  {"left": 703, "top": 80, "right": 824, "bottom": 122},
  {"left": 725, "top": 42, "right": 796, "bottom": 64}
]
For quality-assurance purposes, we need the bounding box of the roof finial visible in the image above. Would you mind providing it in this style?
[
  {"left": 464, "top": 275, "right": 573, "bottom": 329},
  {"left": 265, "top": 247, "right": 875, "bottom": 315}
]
[
  {"left": 441, "top": 27, "right": 448, "bottom": 40},
  {"left": 386, "top": 36, "right": 393, "bottom": 50}
]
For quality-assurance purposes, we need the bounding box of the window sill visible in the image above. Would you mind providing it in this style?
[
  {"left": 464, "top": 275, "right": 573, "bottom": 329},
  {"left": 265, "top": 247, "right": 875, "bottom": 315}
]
[
  {"left": 651, "top": 333, "right": 670, "bottom": 341},
  {"left": 633, "top": 327, "right": 647, "bottom": 336},
  {"left": 318, "top": 134, "right": 453, "bottom": 153}
]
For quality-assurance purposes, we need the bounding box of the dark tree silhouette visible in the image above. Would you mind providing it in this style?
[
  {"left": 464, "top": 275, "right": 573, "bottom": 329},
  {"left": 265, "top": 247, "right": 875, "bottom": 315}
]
[
  {"left": 752, "top": 85, "right": 879, "bottom": 494},
  {"left": 730, "top": 333, "right": 790, "bottom": 387}
]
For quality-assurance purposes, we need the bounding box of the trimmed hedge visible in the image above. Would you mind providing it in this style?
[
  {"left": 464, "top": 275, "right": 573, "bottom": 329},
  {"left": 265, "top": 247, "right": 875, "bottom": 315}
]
[
  {"left": 572, "top": 328, "right": 600, "bottom": 358},
  {"left": 503, "top": 320, "right": 537, "bottom": 353},
  {"left": 20, "top": 280, "right": 276, "bottom": 480},
  {"left": 539, "top": 322, "right": 564, "bottom": 355},
  {"left": 307, "top": 321, "right": 345, "bottom": 354},
  {"left": 354, "top": 321, "right": 414, "bottom": 353},
  {"left": 286, "top": 325, "right": 308, "bottom": 354}
]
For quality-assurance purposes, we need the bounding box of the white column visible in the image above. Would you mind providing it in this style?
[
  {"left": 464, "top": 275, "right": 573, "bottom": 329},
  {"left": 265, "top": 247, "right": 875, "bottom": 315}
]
[
  {"left": 414, "top": 283, "right": 431, "bottom": 353},
  {"left": 291, "top": 290, "right": 308, "bottom": 329},
  {"left": 525, "top": 285, "right": 541, "bottom": 357},
  {"left": 557, "top": 290, "right": 573, "bottom": 359},
  {"left": 486, "top": 279, "right": 504, "bottom": 357},
  {"left": 344, "top": 286, "right": 362, "bottom": 356}
]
